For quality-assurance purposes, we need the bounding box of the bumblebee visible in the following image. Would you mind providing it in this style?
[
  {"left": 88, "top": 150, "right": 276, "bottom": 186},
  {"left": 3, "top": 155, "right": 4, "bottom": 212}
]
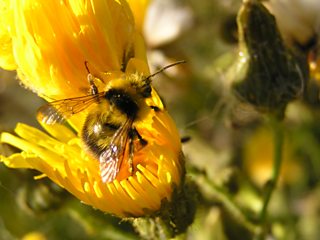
[{"left": 37, "top": 61, "right": 183, "bottom": 183}]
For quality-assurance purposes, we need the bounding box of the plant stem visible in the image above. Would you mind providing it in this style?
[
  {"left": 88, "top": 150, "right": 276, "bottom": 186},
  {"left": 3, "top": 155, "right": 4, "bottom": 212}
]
[
  {"left": 199, "top": 176, "right": 261, "bottom": 235},
  {"left": 258, "top": 118, "right": 284, "bottom": 235}
]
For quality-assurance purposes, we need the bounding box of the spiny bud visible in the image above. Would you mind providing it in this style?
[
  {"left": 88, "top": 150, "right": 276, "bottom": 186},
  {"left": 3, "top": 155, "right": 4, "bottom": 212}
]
[{"left": 232, "top": 0, "right": 307, "bottom": 118}]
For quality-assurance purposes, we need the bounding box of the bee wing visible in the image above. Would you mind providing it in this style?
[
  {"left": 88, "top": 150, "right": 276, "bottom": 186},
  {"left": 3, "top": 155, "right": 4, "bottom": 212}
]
[
  {"left": 99, "top": 118, "right": 134, "bottom": 183},
  {"left": 37, "top": 92, "right": 105, "bottom": 124}
]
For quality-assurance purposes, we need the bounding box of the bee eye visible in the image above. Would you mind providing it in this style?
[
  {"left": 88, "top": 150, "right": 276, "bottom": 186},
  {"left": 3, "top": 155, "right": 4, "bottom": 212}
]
[{"left": 142, "top": 85, "right": 152, "bottom": 97}]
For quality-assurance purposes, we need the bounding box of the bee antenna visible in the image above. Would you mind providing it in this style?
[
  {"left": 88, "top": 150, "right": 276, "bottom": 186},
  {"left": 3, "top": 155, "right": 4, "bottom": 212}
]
[
  {"left": 84, "top": 60, "right": 91, "bottom": 74},
  {"left": 146, "top": 60, "right": 186, "bottom": 80}
]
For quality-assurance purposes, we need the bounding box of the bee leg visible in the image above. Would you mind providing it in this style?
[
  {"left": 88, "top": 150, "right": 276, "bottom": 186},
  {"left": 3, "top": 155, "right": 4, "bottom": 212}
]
[
  {"left": 87, "top": 74, "right": 99, "bottom": 95},
  {"left": 121, "top": 43, "right": 134, "bottom": 72},
  {"left": 150, "top": 105, "right": 161, "bottom": 111},
  {"left": 84, "top": 61, "right": 99, "bottom": 96},
  {"left": 128, "top": 129, "right": 142, "bottom": 175},
  {"left": 181, "top": 136, "right": 191, "bottom": 143},
  {"left": 134, "top": 128, "right": 148, "bottom": 147},
  {"left": 128, "top": 128, "right": 147, "bottom": 175}
]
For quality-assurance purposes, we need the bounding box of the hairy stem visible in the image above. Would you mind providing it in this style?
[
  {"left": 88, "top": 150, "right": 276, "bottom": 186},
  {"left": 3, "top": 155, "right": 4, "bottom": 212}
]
[{"left": 256, "top": 119, "right": 284, "bottom": 238}]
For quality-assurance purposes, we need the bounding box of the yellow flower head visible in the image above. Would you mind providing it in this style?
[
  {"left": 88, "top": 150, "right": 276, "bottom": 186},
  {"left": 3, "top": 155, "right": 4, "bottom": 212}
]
[{"left": 0, "top": 0, "right": 184, "bottom": 217}]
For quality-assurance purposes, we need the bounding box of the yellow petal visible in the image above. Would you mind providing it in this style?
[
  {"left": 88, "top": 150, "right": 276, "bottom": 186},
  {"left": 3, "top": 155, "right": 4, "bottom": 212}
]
[
  {"left": 0, "top": 0, "right": 16, "bottom": 70},
  {"left": 127, "top": 0, "right": 150, "bottom": 32}
]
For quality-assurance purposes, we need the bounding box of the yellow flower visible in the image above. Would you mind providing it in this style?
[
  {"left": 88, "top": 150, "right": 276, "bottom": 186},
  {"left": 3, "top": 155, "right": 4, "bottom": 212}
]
[
  {"left": 243, "top": 126, "right": 302, "bottom": 186},
  {"left": 0, "top": 0, "right": 184, "bottom": 218},
  {"left": 22, "top": 232, "right": 46, "bottom": 240}
]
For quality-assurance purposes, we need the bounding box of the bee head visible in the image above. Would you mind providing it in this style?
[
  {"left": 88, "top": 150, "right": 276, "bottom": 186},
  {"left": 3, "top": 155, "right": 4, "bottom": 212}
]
[
  {"left": 138, "top": 77, "right": 152, "bottom": 98},
  {"left": 103, "top": 74, "right": 152, "bottom": 118},
  {"left": 127, "top": 73, "right": 152, "bottom": 98}
]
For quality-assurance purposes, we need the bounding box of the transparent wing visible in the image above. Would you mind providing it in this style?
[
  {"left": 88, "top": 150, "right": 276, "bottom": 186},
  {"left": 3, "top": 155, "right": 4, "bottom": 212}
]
[
  {"left": 99, "top": 118, "right": 134, "bottom": 183},
  {"left": 37, "top": 92, "right": 105, "bottom": 124}
]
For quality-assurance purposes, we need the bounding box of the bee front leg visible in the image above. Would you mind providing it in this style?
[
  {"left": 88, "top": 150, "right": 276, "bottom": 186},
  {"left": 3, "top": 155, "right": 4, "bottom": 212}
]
[
  {"left": 88, "top": 74, "right": 99, "bottom": 96},
  {"left": 84, "top": 61, "right": 99, "bottom": 96}
]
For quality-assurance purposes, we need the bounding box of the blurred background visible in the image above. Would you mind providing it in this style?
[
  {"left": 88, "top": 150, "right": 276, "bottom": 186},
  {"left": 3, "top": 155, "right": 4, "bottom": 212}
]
[{"left": 1, "top": 0, "right": 320, "bottom": 239}]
